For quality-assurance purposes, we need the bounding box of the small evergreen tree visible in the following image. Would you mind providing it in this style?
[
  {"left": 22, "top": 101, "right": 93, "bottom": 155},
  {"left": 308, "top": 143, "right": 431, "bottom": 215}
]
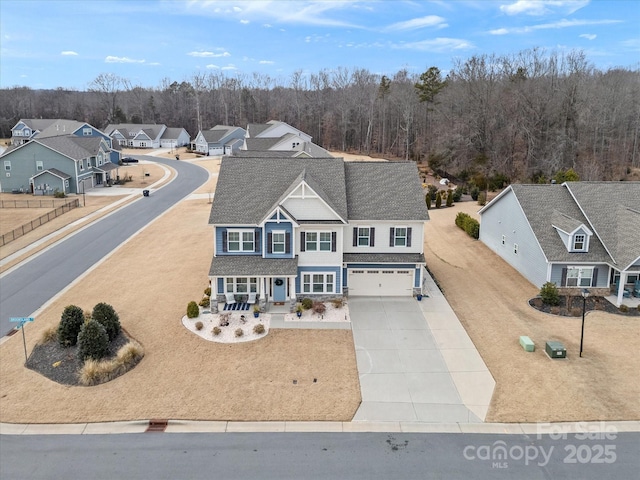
[
  {"left": 435, "top": 191, "right": 442, "bottom": 209},
  {"left": 425, "top": 194, "right": 431, "bottom": 210},
  {"left": 58, "top": 305, "right": 85, "bottom": 347},
  {"left": 92, "top": 302, "right": 121, "bottom": 341},
  {"left": 77, "top": 319, "right": 109, "bottom": 362},
  {"left": 187, "top": 301, "right": 200, "bottom": 318},
  {"left": 540, "top": 282, "right": 560, "bottom": 306},
  {"left": 477, "top": 191, "right": 487, "bottom": 206},
  {"left": 446, "top": 189, "right": 453, "bottom": 207}
]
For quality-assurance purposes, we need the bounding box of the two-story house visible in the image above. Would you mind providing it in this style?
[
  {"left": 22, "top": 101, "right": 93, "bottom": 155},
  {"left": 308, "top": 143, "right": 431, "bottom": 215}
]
[
  {"left": 208, "top": 157, "right": 429, "bottom": 310},
  {"left": 240, "top": 120, "right": 331, "bottom": 157},
  {"left": 105, "top": 123, "right": 189, "bottom": 149},
  {"left": 479, "top": 182, "right": 640, "bottom": 306}
]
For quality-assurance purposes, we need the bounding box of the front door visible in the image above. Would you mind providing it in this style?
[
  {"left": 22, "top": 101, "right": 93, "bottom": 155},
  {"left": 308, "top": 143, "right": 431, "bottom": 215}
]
[{"left": 273, "top": 277, "right": 286, "bottom": 302}]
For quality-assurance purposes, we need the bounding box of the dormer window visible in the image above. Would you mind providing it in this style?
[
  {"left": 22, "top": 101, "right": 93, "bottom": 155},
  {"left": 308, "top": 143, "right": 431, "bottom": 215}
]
[{"left": 573, "top": 234, "right": 585, "bottom": 251}]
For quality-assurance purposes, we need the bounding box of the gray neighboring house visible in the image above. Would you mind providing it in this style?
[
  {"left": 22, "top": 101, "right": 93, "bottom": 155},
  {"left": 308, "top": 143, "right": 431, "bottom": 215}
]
[
  {"left": 208, "top": 157, "right": 429, "bottom": 306},
  {"left": 0, "top": 135, "right": 116, "bottom": 195},
  {"left": 479, "top": 182, "right": 640, "bottom": 306},
  {"left": 105, "top": 123, "right": 188, "bottom": 149},
  {"left": 192, "top": 125, "right": 246, "bottom": 156},
  {"left": 241, "top": 120, "right": 332, "bottom": 157},
  {"left": 160, "top": 127, "right": 190, "bottom": 148}
]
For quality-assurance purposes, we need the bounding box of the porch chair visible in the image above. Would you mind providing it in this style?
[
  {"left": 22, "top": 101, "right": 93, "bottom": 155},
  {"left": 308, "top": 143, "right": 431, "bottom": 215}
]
[
  {"left": 225, "top": 293, "right": 236, "bottom": 305},
  {"left": 634, "top": 281, "right": 640, "bottom": 298},
  {"left": 247, "top": 292, "right": 257, "bottom": 304},
  {"left": 613, "top": 281, "right": 632, "bottom": 299}
]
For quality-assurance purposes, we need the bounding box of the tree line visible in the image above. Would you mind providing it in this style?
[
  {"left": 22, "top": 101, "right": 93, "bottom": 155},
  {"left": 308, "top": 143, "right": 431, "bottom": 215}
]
[{"left": 1, "top": 48, "right": 638, "bottom": 183}]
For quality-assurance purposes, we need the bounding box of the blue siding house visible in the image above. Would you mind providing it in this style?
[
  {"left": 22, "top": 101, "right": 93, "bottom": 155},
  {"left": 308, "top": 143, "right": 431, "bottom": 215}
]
[
  {"left": 479, "top": 182, "right": 640, "bottom": 306},
  {"left": 208, "top": 157, "right": 429, "bottom": 311}
]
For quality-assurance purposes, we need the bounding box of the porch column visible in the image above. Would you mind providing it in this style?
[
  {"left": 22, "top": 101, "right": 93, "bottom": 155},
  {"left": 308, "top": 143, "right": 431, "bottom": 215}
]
[
  {"left": 290, "top": 276, "right": 297, "bottom": 301},
  {"left": 617, "top": 271, "right": 628, "bottom": 307}
]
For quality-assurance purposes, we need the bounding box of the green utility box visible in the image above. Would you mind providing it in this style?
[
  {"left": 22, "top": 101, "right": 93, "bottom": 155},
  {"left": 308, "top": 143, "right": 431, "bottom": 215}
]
[
  {"left": 519, "top": 336, "right": 535, "bottom": 352},
  {"left": 545, "top": 341, "right": 566, "bottom": 359}
]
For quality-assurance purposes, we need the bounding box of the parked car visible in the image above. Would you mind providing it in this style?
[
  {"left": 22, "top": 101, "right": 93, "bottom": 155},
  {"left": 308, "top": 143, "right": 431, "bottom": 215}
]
[{"left": 121, "top": 157, "right": 139, "bottom": 163}]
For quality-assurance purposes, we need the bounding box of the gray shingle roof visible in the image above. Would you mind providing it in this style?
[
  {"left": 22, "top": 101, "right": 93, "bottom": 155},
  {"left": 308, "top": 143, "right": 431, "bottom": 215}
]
[
  {"left": 209, "top": 256, "right": 299, "bottom": 276},
  {"left": 246, "top": 123, "right": 272, "bottom": 137},
  {"left": 343, "top": 253, "right": 426, "bottom": 263},
  {"left": 235, "top": 150, "right": 301, "bottom": 158},
  {"left": 33, "top": 168, "right": 71, "bottom": 180},
  {"left": 160, "top": 127, "right": 186, "bottom": 139},
  {"left": 507, "top": 183, "right": 640, "bottom": 268},
  {"left": 344, "top": 162, "right": 430, "bottom": 221},
  {"left": 105, "top": 123, "right": 165, "bottom": 140},
  {"left": 36, "top": 136, "right": 103, "bottom": 160},
  {"left": 245, "top": 137, "right": 281, "bottom": 150},
  {"left": 209, "top": 157, "right": 348, "bottom": 225}
]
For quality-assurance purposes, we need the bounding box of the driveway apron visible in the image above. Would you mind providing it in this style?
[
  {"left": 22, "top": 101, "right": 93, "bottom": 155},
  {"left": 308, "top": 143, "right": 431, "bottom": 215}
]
[{"left": 350, "top": 283, "right": 494, "bottom": 423}]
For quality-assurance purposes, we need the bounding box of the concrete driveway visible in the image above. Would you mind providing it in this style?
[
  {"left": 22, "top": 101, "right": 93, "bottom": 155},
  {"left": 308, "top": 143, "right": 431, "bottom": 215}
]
[{"left": 350, "top": 274, "right": 495, "bottom": 423}]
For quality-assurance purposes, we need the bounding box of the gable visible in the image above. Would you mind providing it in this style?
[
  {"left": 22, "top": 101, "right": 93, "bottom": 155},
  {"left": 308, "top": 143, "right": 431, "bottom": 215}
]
[{"left": 281, "top": 181, "right": 342, "bottom": 222}]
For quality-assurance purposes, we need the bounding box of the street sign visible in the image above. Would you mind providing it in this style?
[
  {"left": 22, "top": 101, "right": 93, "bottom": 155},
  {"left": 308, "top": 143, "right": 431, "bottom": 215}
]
[{"left": 10, "top": 317, "right": 34, "bottom": 323}]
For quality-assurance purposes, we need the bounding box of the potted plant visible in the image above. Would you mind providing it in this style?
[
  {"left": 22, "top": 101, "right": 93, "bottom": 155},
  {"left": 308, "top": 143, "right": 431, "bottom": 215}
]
[
  {"left": 253, "top": 305, "right": 260, "bottom": 318},
  {"left": 296, "top": 304, "right": 303, "bottom": 318}
]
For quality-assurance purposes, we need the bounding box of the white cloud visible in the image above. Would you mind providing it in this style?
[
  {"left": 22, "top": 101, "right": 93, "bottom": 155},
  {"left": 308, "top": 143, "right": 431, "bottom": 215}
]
[
  {"left": 620, "top": 38, "right": 640, "bottom": 50},
  {"left": 105, "top": 56, "right": 144, "bottom": 63},
  {"left": 263, "top": 23, "right": 272, "bottom": 28},
  {"left": 259, "top": 60, "right": 274, "bottom": 64},
  {"left": 489, "top": 18, "right": 622, "bottom": 34},
  {"left": 579, "top": 33, "right": 596, "bottom": 40},
  {"left": 500, "top": 1, "right": 589, "bottom": 16},
  {"left": 221, "top": 64, "right": 237, "bottom": 71},
  {"left": 385, "top": 15, "right": 447, "bottom": 32},
  {"left": 206, "top": 64, "right": 220, "bottom": 69},
  {"left": 188, "top": 50, "right": 231, "bottom": 58},
  {"left": 240, "top": 19, "right": 249, "bottom": 24},
  {"left": 61, "top": 51, "right": 78, "bottom": 56},
  {"left": 395, "top": 37, "right": 474, "bottom": 52}
]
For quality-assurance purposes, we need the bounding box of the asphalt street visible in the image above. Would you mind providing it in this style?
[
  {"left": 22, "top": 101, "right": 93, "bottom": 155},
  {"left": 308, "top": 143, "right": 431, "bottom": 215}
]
[
  {"left": 1, "top": 432, "right": 637, "bottom": 479},
  {"left": 0, "top": 156, "right": 208, "bottom": 336}
]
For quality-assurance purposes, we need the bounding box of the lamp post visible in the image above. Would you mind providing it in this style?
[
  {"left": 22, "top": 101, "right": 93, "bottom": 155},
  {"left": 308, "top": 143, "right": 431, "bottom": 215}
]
[{"left": 579, "top": 288, "right": 590, "bottom": 357}]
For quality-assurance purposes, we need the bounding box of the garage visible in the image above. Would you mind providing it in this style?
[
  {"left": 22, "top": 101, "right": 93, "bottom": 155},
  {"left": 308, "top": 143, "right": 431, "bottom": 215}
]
[{"left": 348, "top": 269, "right": 414, "bottom": 296}]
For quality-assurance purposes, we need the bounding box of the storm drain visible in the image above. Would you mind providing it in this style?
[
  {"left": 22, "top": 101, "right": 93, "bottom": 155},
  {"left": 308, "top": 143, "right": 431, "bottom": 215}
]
[{"left": 146, "top": 419, "right": 168, "bottom": 432}]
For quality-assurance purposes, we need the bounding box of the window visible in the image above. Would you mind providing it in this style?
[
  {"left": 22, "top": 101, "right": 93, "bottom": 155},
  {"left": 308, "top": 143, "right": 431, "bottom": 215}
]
[
  {"left": 79, "top": 160, "right": 84, "bottom": 171},
  {"left": 501, "top": 235, "right": 506, "bottom": 246},
  {"left": 303, "top": 231, "right": 334, "bottom": 252},
  {"left": 566, "top": 267, "right": 594, "bottom": 287},
  {"left": 272, "top": 232, "right": 285, "bottom": 253},
  {"left": 36, "top": 161, "right": 43, "bottom": 171},
  {"left": 226, "top": 277, "right": 257, "bottom": 293},
  {"left": 514, "top": 243, "right": 518, "bottom": 254},
  {"left": 227, "top": 230, "right": 255, "bottom": 252},
  {"left": 394, "top": 227, "right": 407, "bottom": 247},
  {"left": 83, "top": 127, "right": 92, "bottom": 136},
  {"left": 357, "top": 227, "right": 370, "bottom": 247},
  {"left": 573, "top": 234, "right": 585, "bottom": 251},
  {"left": 302, "top": 273, "right": 334, "bottom": 294},
  {"left": 4, "top": 161, "right": 10, "bottom": 171}
]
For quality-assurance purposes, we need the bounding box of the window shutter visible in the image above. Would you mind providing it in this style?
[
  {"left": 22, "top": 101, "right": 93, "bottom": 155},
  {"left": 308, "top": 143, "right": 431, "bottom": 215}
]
[
  {"left": 222, "top": 230, "right": 227, "bottom": 253},
  {"left": 331, "top": 232, "right": 337, "bottom": 252},
  {"left": 285, "top": 232, "right": 291, "bottom": 254},
  {"left": 407, "top": 227, "right": 412, "bottom": 247},
  {"left": 592, "top": 268, "right": 598, "bottom": 287},
  {"left": 255, "top": 230, "right": 261, "bottom": 253},
  {"left": 370, "top": 227, "right": 375, "bottom": 247},
  {"left": 267, "top": 233, "right": 273, "bottom": 254},
  {"left": 300, "top": 232, "right": 306, "bottom": 252},
  {"left": 389, "top": 227, "right": 395, "bottom": 247},
  {"left": 561, "top": 268, "right": 567, "bottom": 287},
  {"left": 353, "top": 227, "right": 358, "bottom": 247}
]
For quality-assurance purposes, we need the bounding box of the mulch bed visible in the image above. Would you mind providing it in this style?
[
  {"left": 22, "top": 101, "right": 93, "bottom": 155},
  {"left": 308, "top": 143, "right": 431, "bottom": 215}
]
[
  {"left": 529, "top": 296, "right": 640, "bottom": 317},
  {"left": 26, "top": 332, "right": 131, "bottom": 386}
]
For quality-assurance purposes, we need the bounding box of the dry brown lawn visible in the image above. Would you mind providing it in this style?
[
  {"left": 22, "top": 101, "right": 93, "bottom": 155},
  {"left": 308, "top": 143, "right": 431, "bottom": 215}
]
[
  {"left": 425, "top": 202, "right": 640, "bottom": 423},
  {"left": 0, "top": 160, "right": 360, "bottom": 424}
]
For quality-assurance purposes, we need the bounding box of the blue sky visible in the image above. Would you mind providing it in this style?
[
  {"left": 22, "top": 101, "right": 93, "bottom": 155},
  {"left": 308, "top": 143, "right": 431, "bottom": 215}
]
[{"left": 1, "top": 0, "right": 639, "bottom": 90}]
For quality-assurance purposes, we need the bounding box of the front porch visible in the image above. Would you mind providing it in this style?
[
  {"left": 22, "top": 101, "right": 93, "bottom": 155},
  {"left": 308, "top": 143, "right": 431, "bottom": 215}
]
[{"left": 604, "top": 295, "right": 640, "bottom": 309}]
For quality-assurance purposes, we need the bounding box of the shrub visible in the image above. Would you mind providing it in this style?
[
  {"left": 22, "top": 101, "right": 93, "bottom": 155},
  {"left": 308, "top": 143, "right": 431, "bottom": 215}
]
[
  {"left": 204, "top": 287, "right": 212, "bottom": 297},
  {"left": 195, "top": 321, "right": 203, "bottom": 331},
  {"left": 425, "top": 194, "right": 431, "bottom": 210},
  {"left": 58, "top": 305, "right": 85, "bottom": 347},
  {"left": 446, "top": 189, "right": 453, "bottom": 207},
  {"left": 452, "top": 186, "right": 463, "bottom": 202},
  {"left": 219, "top": 313, "right": 230, "bottom": 326},
  {"left": 199, "top": 297, "right": 210, "bottom": 308},
  {"left": 92, "top": 302, "right": 121, "bottom": 341},
  {"left": 331, "top": 297, "right": 345, "bottom": 309},
  {"left": 77, "top": 319, "right": 109, "bottom": 362},
  {"left": 39, "top": 325, "right": 58, "bottom": 344},
  {"left": 620, "top": 304, "right": 629, "bottom": 313},
  {"left": 540, "top": 282, "right": 560, "bottom": 306},
  {"left": 235, "top": 328, "right": 243, "bottom": 337},
  {"left": 455, "top": 212, "right": 470, "bottom": 229},
  {"left": 78, "top": 341, "right": 143, "bottom": 386},
  {"left": 116, "top": 340, "right": 143, "bottom": 366},
  {"left": 571, "top": 307, "right": 582, "bottom": 317},
  {"left": 312, "top": 302, "right": 327, "bottom": 314},
  {"left": 550, "top": 306, "right": 560, "bottom": 315},
  {"left": 464, "top": 218, "right": 480, "bottom": 239},
  {"left": 213, "top": 327, "right": 221, "bottom": 336},
  {"left": 470, "top": 186, "right": 480, "bottom": 201},
  {"left": 78, "top": 359, "right": 111, "bottom": 386},
  {"left": 53, "top": 190, "right": 66, "bottom": 198},
  {"left": 427, "top": 184, "right": 438, "bottom": 200},
  {"left": 477, "top": 191, "right": 487, "bottom": 206},
  {"left": 253, "top": 323, "right": 265, "bottom": 335},
  {"left": 301, "top": 298, "right": 313, "bottom": 310},
  {"left": 187, "top": 301, "right": 200, "bottom": 318},
  {"left": 435, "top": 191, "right": 442, "bottom": 209}
]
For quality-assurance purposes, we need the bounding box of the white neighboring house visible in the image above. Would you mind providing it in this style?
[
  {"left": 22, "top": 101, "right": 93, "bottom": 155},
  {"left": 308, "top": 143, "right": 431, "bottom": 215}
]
[
  {"left": 192, "top": 125, "right": 246, "bottom": 156},
  {"left": 105, "top": 123, "right": 188, "bottom": 149},
  {"left": 241, "top": 120, "right": 331, "bottom": 157}
]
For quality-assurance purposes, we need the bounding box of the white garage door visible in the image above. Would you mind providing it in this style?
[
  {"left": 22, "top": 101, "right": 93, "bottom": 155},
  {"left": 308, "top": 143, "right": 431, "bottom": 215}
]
[{"left": 348, "top": 269, "right": 414, "bottom": 296}]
